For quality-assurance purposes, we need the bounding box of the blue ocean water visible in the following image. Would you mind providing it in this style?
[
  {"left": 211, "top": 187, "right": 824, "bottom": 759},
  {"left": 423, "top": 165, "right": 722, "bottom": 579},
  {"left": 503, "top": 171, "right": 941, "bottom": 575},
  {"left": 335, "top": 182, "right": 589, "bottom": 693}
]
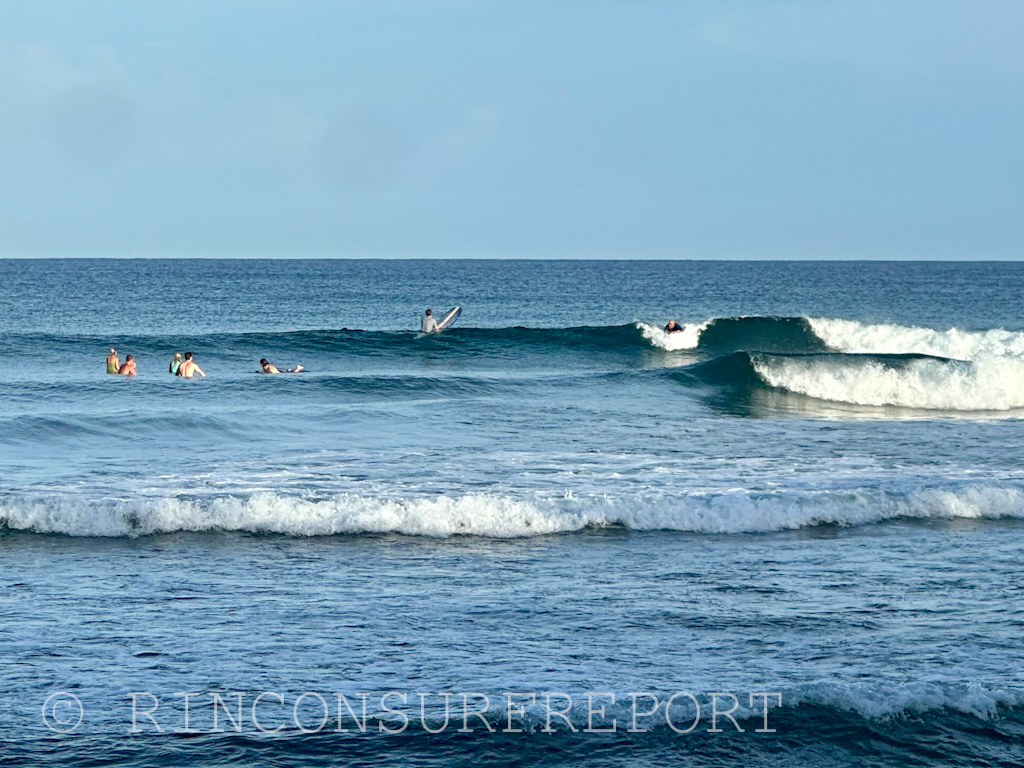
[{"left": 1, "top": 259, "right": 1023, "bottom": 766}]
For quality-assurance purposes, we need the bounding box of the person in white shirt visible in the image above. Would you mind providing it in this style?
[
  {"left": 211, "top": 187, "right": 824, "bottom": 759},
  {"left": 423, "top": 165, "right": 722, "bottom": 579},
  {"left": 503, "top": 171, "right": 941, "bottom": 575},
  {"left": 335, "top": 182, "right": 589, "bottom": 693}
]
[{"left": 420, "top": 309, "right": 439, "bottom": 334}]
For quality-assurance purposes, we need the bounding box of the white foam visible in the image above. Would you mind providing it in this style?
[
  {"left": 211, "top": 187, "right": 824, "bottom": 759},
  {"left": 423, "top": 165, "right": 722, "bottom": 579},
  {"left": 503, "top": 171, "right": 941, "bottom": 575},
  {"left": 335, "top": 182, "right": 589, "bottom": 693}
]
[
  {"left": 752, "top": 353, "right": 1024, "bottom": 410},
  {"left": 2, "top": 485, "right": 1023, "bottom": 537},
  {"left": 637, "top": 321, "right": 707, "bottom": 351},
  {"left": 809, "top": 317, "right": 1024, "bottom": 360},
  {"left": 783, "top": 680, "right": 1024, "bottom": 721}
]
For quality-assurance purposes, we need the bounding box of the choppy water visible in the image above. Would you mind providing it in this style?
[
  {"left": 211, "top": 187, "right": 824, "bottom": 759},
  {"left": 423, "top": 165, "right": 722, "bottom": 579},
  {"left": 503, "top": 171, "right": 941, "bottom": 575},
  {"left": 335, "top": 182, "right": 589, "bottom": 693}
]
[{"left": 2, "top": 259, "right": 1023, "bottom": 766}]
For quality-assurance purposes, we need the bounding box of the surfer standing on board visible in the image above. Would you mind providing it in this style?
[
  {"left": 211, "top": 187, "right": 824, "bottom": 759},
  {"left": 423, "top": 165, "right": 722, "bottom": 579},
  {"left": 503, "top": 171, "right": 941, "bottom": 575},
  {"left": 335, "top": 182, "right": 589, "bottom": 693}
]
[{"left": 420, "top": 309, "right": 439, "bottom": 334}]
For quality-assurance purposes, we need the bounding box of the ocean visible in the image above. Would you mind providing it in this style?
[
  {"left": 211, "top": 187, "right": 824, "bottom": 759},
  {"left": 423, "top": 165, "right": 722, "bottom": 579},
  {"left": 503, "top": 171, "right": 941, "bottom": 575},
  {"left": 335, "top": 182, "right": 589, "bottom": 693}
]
[{"left": 1, "top": 259, "right": 1023, "bottom": 766}]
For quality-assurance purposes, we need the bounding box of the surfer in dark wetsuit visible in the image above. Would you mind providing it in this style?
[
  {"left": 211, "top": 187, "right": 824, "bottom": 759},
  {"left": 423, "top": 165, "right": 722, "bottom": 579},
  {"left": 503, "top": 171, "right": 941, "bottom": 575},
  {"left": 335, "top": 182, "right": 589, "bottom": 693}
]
[{"left": 664, "top": 319, "right": 683, "bottom": 333}]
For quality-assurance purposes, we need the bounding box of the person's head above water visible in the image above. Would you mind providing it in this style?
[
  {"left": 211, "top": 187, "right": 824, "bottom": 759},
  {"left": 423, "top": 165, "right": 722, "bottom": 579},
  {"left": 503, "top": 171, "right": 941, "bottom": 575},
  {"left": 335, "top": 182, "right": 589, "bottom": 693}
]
[
  {"left": 109, "top": 348, "right": 117, "bottom": 355},
  {"left": 125, "top": 354, "right": 134, "bottom": 362},
  {"left": 173, "top": 353, "right": 182, "bottom": 361},
  {"left": 425, "top": 309, "right": 432, "bottom": 316},
  {"left": 184, "top": 352, "right": 193, "bottom": 360},
  {"left": 260, "top": 359, "right": 269, "bottom": 366}
]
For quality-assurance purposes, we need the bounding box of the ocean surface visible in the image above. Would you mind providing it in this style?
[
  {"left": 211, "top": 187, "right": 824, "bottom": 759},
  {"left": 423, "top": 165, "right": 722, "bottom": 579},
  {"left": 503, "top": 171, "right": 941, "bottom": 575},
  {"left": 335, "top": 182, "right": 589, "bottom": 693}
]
[{"left": 2, "top": 259, "right": 1023, "bottom": 766}]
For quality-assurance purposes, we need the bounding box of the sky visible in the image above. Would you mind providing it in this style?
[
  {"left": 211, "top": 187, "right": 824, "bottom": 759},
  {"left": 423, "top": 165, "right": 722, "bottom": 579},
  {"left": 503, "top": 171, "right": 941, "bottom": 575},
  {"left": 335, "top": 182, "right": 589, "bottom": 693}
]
[{"left": 0, "top": 0, "right": 1021, "bottom": 259}]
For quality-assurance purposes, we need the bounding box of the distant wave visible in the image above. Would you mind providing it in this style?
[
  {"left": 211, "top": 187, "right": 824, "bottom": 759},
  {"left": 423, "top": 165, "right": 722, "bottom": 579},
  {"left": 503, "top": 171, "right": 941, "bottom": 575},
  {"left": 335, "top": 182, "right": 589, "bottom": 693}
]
[
  {"left": 7, "top": 315, "right": 1024, "bottom": 361},
  {"left": 3, "top": 485, "right": 1024, "bottom": 538}
]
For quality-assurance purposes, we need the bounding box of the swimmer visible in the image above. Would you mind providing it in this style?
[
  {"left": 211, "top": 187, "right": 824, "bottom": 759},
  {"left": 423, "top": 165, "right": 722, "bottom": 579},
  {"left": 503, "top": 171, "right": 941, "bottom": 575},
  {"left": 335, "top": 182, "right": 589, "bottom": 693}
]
[
  {"left": 664, "top": 319, "right": 683, "bottom": 333},
  {"left": 106, "top": 348, "right": 120, "bottom": 374},
  {"left": 420, "top": 308, "right": 439, "bottom": 334},
  {"left": 169, "top": 352, "right": 182, "bottom": 375},
  {"left": 177, "top": 351, "right": 205, "bottom": 378},
  {"left": 260, "top": 358, "right": 304, "bottom": 374},
  {"left": 117, "top": 354, "right": 137, "bottom": 376}
]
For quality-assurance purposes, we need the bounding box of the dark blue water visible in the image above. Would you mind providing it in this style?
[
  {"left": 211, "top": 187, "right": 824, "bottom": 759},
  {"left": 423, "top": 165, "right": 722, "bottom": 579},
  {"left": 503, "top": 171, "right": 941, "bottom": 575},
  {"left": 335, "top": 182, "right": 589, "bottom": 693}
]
[{"left": 2, "top": 259, "right": 1023, "bottom": 766}]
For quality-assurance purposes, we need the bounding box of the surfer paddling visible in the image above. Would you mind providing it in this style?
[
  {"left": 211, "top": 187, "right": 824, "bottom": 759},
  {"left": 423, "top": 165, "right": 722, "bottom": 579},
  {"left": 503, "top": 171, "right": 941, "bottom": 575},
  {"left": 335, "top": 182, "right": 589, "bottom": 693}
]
[
  {"left": 664, "top": 319, "right": 683, "bottom": 333},
  {"left": 260, "top": 359, "right": 304, "bottom": 374}
]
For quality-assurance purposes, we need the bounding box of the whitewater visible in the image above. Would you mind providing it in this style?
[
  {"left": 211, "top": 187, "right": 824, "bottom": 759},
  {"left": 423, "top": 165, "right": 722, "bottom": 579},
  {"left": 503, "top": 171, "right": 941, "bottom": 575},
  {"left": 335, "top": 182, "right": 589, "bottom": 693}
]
[{"left": 639, "top": 315, "right": 1024, "bottom": 410}]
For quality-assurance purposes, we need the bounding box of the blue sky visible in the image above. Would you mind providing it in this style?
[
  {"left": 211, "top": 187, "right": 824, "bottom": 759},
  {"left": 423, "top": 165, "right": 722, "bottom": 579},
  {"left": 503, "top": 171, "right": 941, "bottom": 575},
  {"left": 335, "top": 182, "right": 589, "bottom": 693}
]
[{"left": 0, "top": 0, "right": 1021, "bottom": 258}]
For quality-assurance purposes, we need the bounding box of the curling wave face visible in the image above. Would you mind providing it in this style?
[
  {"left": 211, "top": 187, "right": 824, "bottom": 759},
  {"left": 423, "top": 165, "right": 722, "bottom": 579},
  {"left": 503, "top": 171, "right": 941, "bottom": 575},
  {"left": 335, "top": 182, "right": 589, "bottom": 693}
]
[{"left": 637, "top": 316, "right": 1024, "bottom": 411}]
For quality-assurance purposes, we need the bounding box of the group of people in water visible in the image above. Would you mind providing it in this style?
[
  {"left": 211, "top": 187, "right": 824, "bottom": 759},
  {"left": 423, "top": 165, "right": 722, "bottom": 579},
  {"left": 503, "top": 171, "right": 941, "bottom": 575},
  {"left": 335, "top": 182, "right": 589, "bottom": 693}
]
[
  {"left": 105, "top": 309, "right": 451, "bottom": 377},
  {"left": 106, "top": 348, "right": 206, "bottom": 377},
  {"left": 106, "top": 311, "right": 682, "bottom": 376}
]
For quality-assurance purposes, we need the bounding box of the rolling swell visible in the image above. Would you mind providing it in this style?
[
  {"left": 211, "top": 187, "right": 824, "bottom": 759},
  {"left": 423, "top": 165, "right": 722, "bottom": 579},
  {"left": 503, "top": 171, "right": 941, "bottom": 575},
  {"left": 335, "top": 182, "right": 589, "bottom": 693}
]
[{"left": 0, "top": 316, "right": 827, "bottom": 361}]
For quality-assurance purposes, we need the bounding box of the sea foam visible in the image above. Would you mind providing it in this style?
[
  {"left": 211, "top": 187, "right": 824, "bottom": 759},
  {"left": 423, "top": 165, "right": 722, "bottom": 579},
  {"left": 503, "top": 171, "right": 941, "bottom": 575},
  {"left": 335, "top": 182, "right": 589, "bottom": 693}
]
[
  {"left": 3, "top": 485, "right": 1023, "bottom": 538},
  {"left": 637, "top": 321, "right": 707, "bottom": 351},
  {"left": 752, "top": 353, "right": 1024, "bottom": 411}
]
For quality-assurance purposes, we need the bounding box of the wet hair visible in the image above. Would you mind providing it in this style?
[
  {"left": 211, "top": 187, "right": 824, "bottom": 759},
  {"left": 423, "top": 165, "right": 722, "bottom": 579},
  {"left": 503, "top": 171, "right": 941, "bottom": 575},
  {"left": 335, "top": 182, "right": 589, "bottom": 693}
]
[
  {"left": 125, "top": 354, "right": 134, "bottom": 361},
  {"left": 184, "top": 352, "right": 193, "bottom": 360},
  {"left": 260, "top": 359, "right": 269, "bottom": 366}
]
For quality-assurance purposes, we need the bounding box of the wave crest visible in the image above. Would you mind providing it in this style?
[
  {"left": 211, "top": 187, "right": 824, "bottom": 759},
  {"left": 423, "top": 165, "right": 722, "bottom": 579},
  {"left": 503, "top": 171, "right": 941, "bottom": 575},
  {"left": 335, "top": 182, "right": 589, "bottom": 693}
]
[
  {"left": 810, "top": 317, "right": 1024, "bottom": 360},
  {"left": 3, "top": 486, "right": 1023, "bottom": 538},
  {"left": 752, "top": 353, "right": 1024, "bottom": 411}
]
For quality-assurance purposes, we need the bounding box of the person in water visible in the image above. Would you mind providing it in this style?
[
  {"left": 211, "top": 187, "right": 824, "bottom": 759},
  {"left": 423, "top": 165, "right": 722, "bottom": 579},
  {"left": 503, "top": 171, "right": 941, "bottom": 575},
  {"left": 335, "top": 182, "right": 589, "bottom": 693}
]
[
  {"left": 176, "top": 352, "right": 205, "bottom": 378},
  {"left": 106, "top": 348, "right": 120, "bottom": 374},
  {"left": 169, "top": 352, "right": 182, "bottom": 375},
  {"left": 664, "top": 319, "right": 683, "bottom": 333},
  {"left": 260, "top": 358, "right": 304, "bottom": 374},
  {"left": 420, "top": 308, "right": 439, "bottom": 334},
  {"left": 117, "top": 354, "right": 137, "bottom": 376}
]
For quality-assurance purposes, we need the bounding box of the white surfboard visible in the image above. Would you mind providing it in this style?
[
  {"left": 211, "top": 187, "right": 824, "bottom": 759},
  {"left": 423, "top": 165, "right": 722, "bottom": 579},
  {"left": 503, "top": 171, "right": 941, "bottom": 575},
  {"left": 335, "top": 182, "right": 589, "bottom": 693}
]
[{"left": 436, "top": 306, "right": 462, "bottom": 331}]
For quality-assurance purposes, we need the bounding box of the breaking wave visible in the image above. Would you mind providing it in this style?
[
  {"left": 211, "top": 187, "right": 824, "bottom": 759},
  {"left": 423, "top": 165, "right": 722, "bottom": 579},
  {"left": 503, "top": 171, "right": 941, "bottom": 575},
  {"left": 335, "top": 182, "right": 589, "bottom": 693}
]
[
  {"left": 751, "top": 352, "right": 1024, "bottom": 411},
  {"left": 809, "top": 317, "right": 1024, "bottom": 360},
  {"left": 637, "top": 316, "right": 1024, "bottom": 411},
  {"left": 3, "top": 485, "right": 1024, "bottom": 538}
]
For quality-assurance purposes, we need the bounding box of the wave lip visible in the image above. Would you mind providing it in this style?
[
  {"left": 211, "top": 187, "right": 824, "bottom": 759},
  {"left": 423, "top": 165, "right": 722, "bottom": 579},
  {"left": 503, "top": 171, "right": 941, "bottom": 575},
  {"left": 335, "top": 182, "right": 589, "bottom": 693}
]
[
  {"left": 809, "top": 317, "right": 1024, "bottom": 361},
  {"left": 751, "top": 352, "right": 1024, "bottom": 411},
  {"left": 3, "top": 485, "right": 1024, "bottom": 538}
]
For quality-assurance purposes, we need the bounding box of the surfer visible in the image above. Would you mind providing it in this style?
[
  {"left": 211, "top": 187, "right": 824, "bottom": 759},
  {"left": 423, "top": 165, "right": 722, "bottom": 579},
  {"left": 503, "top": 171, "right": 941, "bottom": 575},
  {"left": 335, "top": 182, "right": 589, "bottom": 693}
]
[
  {"left": 177, "top": 352, "right": 206, "bottom": 378},
  {"left": 260, "top": 358, "right": 304, "bottom": 374},
  {"left": 106, "top": 348, "right": 119, "bottom": 374},
  {"left": 420, "top": 309, "right": 439, "bottom": 334},
  {"left": 664, "top": 319, "right": 683, "bottom": 333},
  {"left": 117, "top": 354, "right": 137, "bottom": 376},
  {"left": 169, "top": 352, "right": 183, "bottom": 375}
]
